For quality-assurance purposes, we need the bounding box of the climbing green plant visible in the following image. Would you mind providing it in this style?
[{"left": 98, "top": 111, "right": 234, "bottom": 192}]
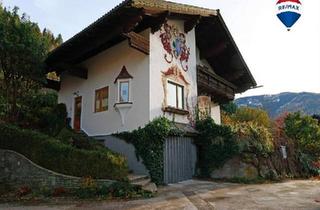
[
  {"left": 116, "top": 117, "right": 184, "bottom": 185},
  {"left": 195, "top": 117, "right": 239, "bottom": 177}
]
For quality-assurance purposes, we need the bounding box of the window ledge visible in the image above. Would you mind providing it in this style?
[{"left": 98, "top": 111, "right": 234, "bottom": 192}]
[
  {"left": 114, "top": 102, "right": 133, "bottom": 108},
  {"left": 163, "top": 107, "right": 189, "bottom": 115}
]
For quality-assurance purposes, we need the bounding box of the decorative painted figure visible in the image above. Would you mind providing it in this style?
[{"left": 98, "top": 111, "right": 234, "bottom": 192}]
[{"left": 160, "top": 22, "right": 190, "bottom": 71}]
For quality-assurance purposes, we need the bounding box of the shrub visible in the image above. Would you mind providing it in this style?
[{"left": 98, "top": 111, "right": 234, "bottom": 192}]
[
  {"left": 232, "top": 122, "right": 274, "bottom": 156},
  {"left": 75, "top": 177, "right": 98, "bottom": 199},
  {"left": 16, "top": 91, "right": 67, "bottom": 135},
  {"left": 16, "top": 186, "right": 32, "bottom": 197},
  {"left": 195, "top": 117, "right": 238, "bottom": 177},
  {"left": 285, "top": 112, "right": 320, "bottom": 156},
  {"left": 284, "top": 112, "right": 320, "bottom": 176},
  {"left": 232, "top": 107, "right": 271, "bottom": 128},
  {"left": 56, "top": 127, "right": 105, "bottom": 150},
  {"left": 221, "top": 102, "right": 238, "bottom": 115},
  {"left": 116, "top": 117, "right": 183, "bottom": 185},
  {"left": 0, "top": 123, "right": 128, "bottom": 180}
]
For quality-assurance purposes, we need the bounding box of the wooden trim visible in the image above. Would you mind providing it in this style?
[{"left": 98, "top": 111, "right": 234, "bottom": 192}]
[
  {"left": 73, "top": 96, "right": 82, "bottom": 132},
  {"left": 94, "top": 86, "right": 109, "bottom": 113},
  {"left": 124, "top": 32, "right": 149, "bottom": 55},
  {"left": 184, "top": 15, "right": 201, "bottom": 33},
  {"left": 45, "top": 79, "right": 61, "bottom": 91},
  {"left": 163, "top": 107, "right": 189, "bottom": 115}
]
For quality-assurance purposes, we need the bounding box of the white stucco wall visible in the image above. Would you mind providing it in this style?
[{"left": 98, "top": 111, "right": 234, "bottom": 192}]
[
  {"left": 149, "top": 20, "right": 198, "bottom": 124},
  {"left": 58, "top": 21, "right": 223, "bottom": 135},
  {"left": 58, "top": 37, "right": 150, "bottom": 136},
  {"left": 196, "top": 47, "right": 221, "bottom": 124},
  {"left": 211, "top": 103, "right": 221, "bottom": 125}
]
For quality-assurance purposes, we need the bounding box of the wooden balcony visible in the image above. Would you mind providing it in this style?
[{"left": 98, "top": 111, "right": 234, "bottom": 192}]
[{"left": 197, "top": 65, "right": 236, "bottom": 103}]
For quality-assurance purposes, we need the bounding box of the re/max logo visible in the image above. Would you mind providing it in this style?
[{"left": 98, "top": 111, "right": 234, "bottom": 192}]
[{"left": 278, "top": 4, "right": 300, "bottom": 11}]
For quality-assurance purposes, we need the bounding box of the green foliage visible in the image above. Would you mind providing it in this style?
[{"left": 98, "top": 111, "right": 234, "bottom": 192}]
[
  {"left": 19, "top": 91, "right": 67, "bottom": 135},
  {"left": 221, "top": 102, "right": 238, "bottom": 115},
  {"left": 232, "top": 107, "right": 271, "bottom": 128},
  {"left": 195, "top": 117, "right": 238, "bottom": 177},
  {"left": 116, "top": 117, "right": 184, "bottom": 185},
  {"left": 284, "top": 112, "right": 320, "bottom": 156},
  {"left": 0, "top": 5, "right": 62, "bottom": 120},
  {"left": 56, "top": 127, "right": 105, "bottom": 150},
  {"left": 108, "top": 182, "right": 152, "bottom": 199},
  {"left": 195, "top": 117, "right": 274, "bottom": 178},
  {"left": 284, "top": 112, "right": 320, "bottom": 175},
  {"left": 75, "top": 177, "right": 99, "bottom": 199},
  {"left": 0, "top": 123, "right": 128, "bottom": 180},
  {"left": 232, "top": 122, "right": 274, "bottom": 156},
  {"left": 75, "top": 177, "right": 152, "bottom": 199}
]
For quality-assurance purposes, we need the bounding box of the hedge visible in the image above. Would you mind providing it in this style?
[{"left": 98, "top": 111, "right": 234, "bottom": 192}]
[{"left": 0, "top": 123, "right": 128, "bottom": 180}]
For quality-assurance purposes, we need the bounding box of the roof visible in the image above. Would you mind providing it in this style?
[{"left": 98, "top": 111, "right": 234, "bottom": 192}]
[{"left": 46, "top": 0, "right": 256, "bottom": 93}]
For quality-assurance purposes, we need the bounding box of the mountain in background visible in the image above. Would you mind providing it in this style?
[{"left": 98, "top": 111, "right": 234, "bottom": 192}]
[{"left": 235, "top": 92, "right": 320, "bottom": 118}]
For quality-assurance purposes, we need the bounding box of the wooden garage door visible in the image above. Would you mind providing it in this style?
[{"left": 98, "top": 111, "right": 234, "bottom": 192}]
[{"left": 164, "top": 137, "right": 197, "bottom": 184}]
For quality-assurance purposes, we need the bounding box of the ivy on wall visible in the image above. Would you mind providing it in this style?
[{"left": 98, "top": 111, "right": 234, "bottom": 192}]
[
  {"left": 115, "top": 117, "right": 184, "bottom": 185},
  {"left": 195, "top": 117, "right": 239, "bottom": 177}
]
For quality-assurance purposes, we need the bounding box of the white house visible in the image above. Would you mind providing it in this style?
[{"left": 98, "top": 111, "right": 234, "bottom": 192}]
[{"left": 46, "top": 0, "right": 256, "bottom": 182}]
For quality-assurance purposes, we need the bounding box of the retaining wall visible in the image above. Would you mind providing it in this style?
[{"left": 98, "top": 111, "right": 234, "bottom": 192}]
[{"left": 0, "top": 149, "right": 113, "bottom": 190}]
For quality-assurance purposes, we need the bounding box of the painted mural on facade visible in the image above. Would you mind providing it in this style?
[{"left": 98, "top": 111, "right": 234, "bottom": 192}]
[{"left": 159, "top": 21, "right": 190, "bottom": 71}]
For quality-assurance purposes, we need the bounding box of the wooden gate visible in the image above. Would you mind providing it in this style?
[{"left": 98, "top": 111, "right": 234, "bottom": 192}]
[{"left": 164, "top": 137, "right": 197, "bottom": 184}]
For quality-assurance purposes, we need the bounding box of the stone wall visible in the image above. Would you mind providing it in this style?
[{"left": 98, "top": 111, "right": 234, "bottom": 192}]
[
  {"left": 211, "top": 157, "right": 259, "bottom": 180},
  {"left": 0, "top": 149, "right": 114, "bottom": 190}
]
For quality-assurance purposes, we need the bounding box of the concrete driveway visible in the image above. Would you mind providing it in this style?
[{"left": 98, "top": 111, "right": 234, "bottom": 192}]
[{"left": 1, "top": 180, "right": 320, "bottom": 210}]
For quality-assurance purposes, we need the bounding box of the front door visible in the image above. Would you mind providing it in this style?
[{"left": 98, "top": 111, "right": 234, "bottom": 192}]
[{"left": 74, "top": 96, "right": 82, "bottom": 132}]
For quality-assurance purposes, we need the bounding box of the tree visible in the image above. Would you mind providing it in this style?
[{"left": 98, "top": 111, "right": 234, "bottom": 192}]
[
  {"left": 0, "top": 6, "right": 62, "bottom": 121},
  {"left": 232, "top": 107, "right": 271, "bottom": 128},
  {"left": 221, "top": 102, "right": 238, "bottom": 115},
  {"left": 285, "top": 112, "right": 320, "bottom": 155}
]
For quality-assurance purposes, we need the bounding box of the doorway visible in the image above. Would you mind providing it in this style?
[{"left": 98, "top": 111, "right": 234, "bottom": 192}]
[{"left": 74, "top": 96, "right": 82, "bottom": 132}]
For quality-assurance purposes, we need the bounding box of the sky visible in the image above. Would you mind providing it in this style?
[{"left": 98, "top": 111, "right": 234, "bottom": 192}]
[{"left": 1, "top": 0, "right": 320, "bottom": 97}]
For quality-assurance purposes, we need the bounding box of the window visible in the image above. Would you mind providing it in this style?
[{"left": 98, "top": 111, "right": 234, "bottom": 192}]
[
  {"left": 95, "top": 87, "right": 108, "bottom": 112},
  {"left": 119, "top": 81, "right": 129, "bottom": 103},
  {"left": 167, "top": 81, "right": 184, "bottom": 109}
]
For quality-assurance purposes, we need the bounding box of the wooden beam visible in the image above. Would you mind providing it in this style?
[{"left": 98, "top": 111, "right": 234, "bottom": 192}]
[
  {"left": 149, "top": 11, "right": 170, "bottom": 33},
  {"left": 123, "top": 14, "right": 144, "bottom": 33},
  {"left": 184, "top": 15, "right": 201, "bottom": 33},
  {"left": 200, "top": 42, "right": 228, "bottom": 59},
  {"left": 123, "top": 32, "right": 149, "bottom": 55},
  {"left": 45, "top": 79, "right": 61, "bottom": 91},
  {"left": 226, "top": 70, "right": 245, "bottom": 81}
]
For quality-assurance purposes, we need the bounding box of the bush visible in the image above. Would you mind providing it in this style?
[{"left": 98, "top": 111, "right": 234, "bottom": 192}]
[
  {"left": 232, "top": 122, "right": 274, "bottom": 156},
  {"left": 232, "top": 107, "right": 271, "bottom": 128},
  {"left": 284, "top": 112, "right": 320, "bottom": 176},
  {"left": 195, "top": 117, "right": 238, "bottom": 177},
  {"left": 285, "top": 112, "right": 320, "bottom": 156},
  {"left": 74, "top": 178, "right": 152, "bottom": 199},
  {"left": 18, "top": 91, "right": 67, "bottom": 135},
  {"left": 56, "top": 127, "right": 105, "bottom": 150},
  {"left": 221, "top": 102, "right": 238, "bottom": 115},
  {"left": 116, "top": 117, "right": 184, "bottom": 185},
  {"left": 0, "top": 123, "right": 128, "bottom": 180}
]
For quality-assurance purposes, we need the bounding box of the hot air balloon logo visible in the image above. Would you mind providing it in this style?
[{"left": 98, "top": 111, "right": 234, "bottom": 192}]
[{"left": 276, "top": 0, "right": 302, "bottom": 31}]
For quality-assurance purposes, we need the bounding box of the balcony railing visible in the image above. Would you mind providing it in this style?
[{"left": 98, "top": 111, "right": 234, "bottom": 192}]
[{"left": 197, "top": 65, "right": 236, "bottom": 102}]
